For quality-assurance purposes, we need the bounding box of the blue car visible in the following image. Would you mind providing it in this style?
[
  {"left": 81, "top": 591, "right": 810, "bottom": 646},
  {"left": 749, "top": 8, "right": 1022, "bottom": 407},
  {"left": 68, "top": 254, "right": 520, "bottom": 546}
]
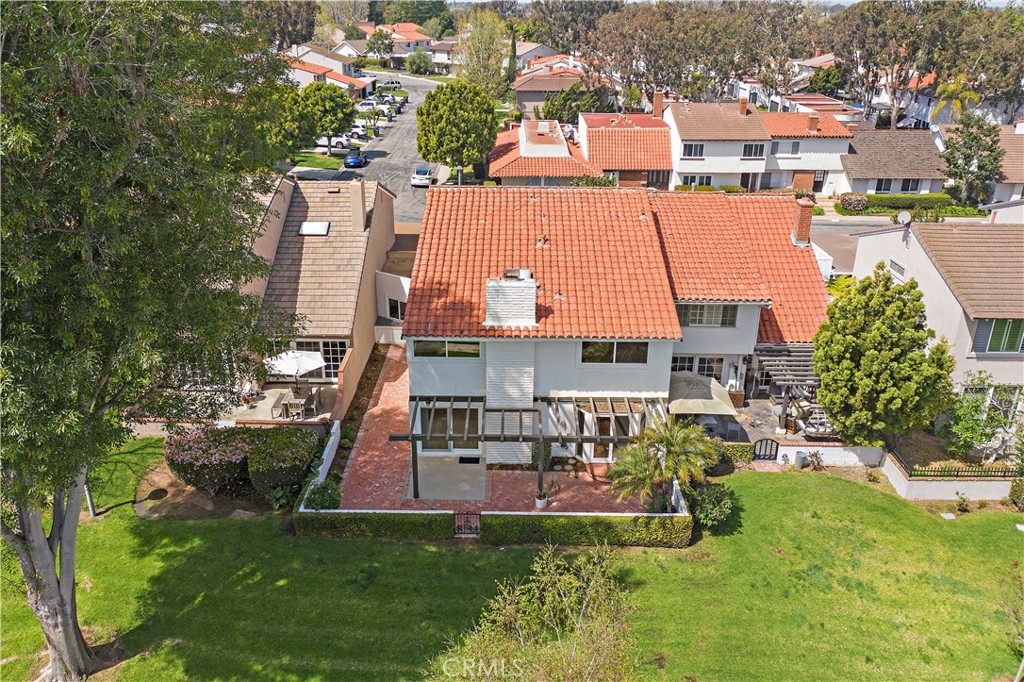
[{"left": 344, "top": 149, "right": 367, "bottom": 168}]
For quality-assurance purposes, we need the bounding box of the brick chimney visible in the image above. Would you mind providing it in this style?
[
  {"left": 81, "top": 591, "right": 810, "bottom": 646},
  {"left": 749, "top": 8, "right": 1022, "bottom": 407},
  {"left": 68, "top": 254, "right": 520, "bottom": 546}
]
[
  {"left": 807, "top": 114, "right": 820, "bottom": 133},
  {"left": 350, "top": 179, "right": 366, "bottom": 231},
  {"left": 815, "top": 47, "right": 822, "bottom": 58},
  {"left": 738, "top": 97, "right": 748, "bottom": 116},
  {"left": 653, "top": 91, "right": 664, "bottom": 119},
  {"left": 792, "top": 198, "right": 814, "bottom": 246},
  {"left": 485, "top": 268, "right": 537, "bottom": 328}
]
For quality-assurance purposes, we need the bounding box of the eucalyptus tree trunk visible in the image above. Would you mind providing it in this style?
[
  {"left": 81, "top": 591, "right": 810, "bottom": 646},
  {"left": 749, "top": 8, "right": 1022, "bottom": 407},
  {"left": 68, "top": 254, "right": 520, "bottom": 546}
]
[{"left": 2, "top": 471, "right": 100, "bottom": 682}]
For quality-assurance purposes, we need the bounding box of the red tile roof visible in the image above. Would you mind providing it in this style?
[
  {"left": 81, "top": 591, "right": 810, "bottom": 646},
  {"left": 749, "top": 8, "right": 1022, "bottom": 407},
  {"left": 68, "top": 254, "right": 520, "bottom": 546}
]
[
  {"left": 404, "top": 187, "right": 682, "bottom": 340},
  {"left": 581, "top": 115, "right": 673, "bottom": 171},
  {"left": 326, "top": 71, "right": 368, "bottom": 88},
  {"left": 511, "top": 68, "right": 586, "bottom": 92},
  {"left": 488, "top": 129, "right": 604, "bottom": 179},
  {"left": 759, "top": 112, "right": 853, "bottom": 138},
  {"left": 406, "top": 188, "right": 829, "bottom": 344},
  {"left": 282, "top": 57, "right": 331, "bottom": 75},
  {"left": 652, "top": 192, "right": 829, "bottom": 343}
]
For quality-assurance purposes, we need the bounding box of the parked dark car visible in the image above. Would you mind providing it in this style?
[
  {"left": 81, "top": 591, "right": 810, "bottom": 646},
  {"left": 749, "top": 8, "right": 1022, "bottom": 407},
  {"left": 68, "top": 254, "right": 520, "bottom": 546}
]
[{"left": 344, "top": 148, "right": 367, "bottom": 168}]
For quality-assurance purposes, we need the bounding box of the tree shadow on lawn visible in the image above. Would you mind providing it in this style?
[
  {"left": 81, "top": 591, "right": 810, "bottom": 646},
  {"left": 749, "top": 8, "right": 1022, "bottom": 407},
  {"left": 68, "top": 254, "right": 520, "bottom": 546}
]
[{"left": 117, "top": 517, "right": 535, "bottom": 681}]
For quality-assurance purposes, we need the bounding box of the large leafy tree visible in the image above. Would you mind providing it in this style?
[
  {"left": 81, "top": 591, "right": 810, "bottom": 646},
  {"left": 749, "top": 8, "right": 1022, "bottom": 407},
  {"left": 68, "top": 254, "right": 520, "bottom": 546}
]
[
  {"left": 454, "top": 9, "right": 510, "bottom": 101},
  {"left": 812, "top": 263, "right": 954, "bottom": 450},
  {"left": 1, "top": 4, "right": 295, "bottom": 679},
  {"left": 807, "top": 65, "right": 844, "bottom": 97},
  {"left": 940, "top": 111, "right": 1006, "bottom": 204},
  {"left": 941, "top": 372, "right": 1024, "bottom": 464},
  {"left": 405, "top": 48, "right": 435, "bottom": 75},
  {"left": 531, "top": 0, "right": 623, "bottom": 54},
  {"left": 242, "top": 0, "right": 317, "bottom": 48},
  {"left": 416, "top": 81, "right": 499, "bottom": 170},
  {"left": 300, "top": 81, "right": 357, "bottom": 151},
  {"left": 537, "top": 81, "right": 613, "bottom": 125},
  {"left": 609, "top": 418, "right": 719, "bottom": 509},
  {"left": 270, "top": 87, "right": 319, "bottom": 160},
  {"left": 366, "top": 28, "right": 394, "bottom": 63}
]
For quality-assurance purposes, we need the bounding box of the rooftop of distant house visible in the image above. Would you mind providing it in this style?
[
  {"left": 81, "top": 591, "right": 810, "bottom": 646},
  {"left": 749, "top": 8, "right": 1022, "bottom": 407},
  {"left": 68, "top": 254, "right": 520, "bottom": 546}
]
[
  {"left": 297, "top": 43, "right": 354, "bottom": 64},
  {"left": 488, "top": 123, "right": 603, "bottom": 179},
  {"left": 760, "top": 112, "right": 853, "bottom": 138},
  {"left": 665, "top": 100, "right": 769, "bottom": 141},
  {"left": 281, "top": 57, "right": 331, "bottom": 75},
  {"left": 840, "top": 129, "right": 946, "bottom": 179},
  {"left": 511, "top": 67, "right": 587, "bottom": 92},
  {"left": 579, "top": 114, "right": 674, "bottom": 171}
]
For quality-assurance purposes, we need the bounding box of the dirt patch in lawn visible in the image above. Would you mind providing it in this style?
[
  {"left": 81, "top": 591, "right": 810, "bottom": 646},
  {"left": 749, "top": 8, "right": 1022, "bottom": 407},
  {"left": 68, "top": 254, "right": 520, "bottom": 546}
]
[
  {"left": 134, "top": 460, "right": 269, "bottom": 521},
  {"left": 896, "top": 431, "right": 986, "bottom": 469}
]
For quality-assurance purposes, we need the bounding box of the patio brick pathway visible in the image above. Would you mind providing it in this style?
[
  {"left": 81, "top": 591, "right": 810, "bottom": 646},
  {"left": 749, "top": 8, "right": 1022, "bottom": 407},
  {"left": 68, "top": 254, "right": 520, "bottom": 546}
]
[{"left": 339, "top": 345, "right": 645, "bottom": 513}]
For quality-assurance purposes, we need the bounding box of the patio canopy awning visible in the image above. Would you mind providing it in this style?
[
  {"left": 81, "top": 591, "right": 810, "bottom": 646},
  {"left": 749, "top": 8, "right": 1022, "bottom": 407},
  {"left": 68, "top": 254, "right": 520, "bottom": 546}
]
[
  {"left": 755, "top": 343, "right": 820, "bottom": 387},
  {"left": 389, "top": 395, "right": 669, "bottom": 445},
  {"left": 668, "top": 371, "right": 737, "bottom": 416}
]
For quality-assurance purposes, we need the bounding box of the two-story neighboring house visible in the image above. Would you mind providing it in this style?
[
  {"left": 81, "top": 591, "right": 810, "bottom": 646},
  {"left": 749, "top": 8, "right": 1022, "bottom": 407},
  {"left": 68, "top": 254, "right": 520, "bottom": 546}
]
[
  {"left": 853, "top": 223, "right": 1024, "bottom": 403},
  {"left": 934, "top": 119, "right": 1024, "bottom": 203},
  {"left": 663, "top": 98, "right": 771, "bottom": 191},
  {"left": 488, "top": 120, "right": 604, "bottom": 186},
  {"left": 836, "top": 129, "right": 947, "bottom": 195},
  {"left": 577, "top": 110, "right": 673, "bottom": 189},
  {"left": 400, "top": 187, "right": 830, "bottom": 480},
  {"left": 760, "top": 112, "right": 852, "bottom": 195}
]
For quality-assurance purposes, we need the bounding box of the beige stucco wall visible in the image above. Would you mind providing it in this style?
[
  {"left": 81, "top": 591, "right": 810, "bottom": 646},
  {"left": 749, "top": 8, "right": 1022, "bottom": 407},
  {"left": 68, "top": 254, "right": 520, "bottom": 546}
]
[{"left": 333, "top": 183, "right": 396, "bottom": 418}]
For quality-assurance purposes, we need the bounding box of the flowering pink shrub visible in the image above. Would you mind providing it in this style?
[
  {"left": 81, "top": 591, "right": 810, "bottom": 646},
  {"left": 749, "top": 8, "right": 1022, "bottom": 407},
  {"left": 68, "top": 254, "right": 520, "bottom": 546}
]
[
  {"left": 164, "top": 428, "right": 250, "bottom": 493},
  {"left": 840, "top": 193, "right": 868, "bottom": 212}
]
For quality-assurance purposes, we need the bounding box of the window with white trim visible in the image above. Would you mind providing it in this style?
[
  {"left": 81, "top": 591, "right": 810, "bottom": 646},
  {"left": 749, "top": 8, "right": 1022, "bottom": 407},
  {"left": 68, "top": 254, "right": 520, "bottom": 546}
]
[
  {"left": 677, "top": 303, "right": 738, "bottom": 327},
  {"left": 888, "top": 259, "right": 906, "bottom": 279},
  {"left": 900, "top": 178, "right": 921, "bottom": 192},
  {"left": 988, "top": 319, "right": 1024, "bottom": 353},
  {"left": 388, "top": 298, "right": 405, "bottom": 321},
  {"left": 682, "top": 143, "right": 705, "bottom": 159},
  {"left": 680, "top": 175, "right": 712, "bottom": 187},
  {"left": 875, "top": 178, "right": 893, "bottom": 193},
  {"left": 742, "top": 143, "right": 765, "bottom": 159},
  {"left": 671, "top": 355, "right": 724, "bottom": 380},
  {"left": 414, "top": 340, "right": 481, "bottom": 358},
  {"left": 580, "top": 341, "right": 649, "bottom": 364},
  {"left": 277, "top": 339, "right": 348, "bottom": 381}
]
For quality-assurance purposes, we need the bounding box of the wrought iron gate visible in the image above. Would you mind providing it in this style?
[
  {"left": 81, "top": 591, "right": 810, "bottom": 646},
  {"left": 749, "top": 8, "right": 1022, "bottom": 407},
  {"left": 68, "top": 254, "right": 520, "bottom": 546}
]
[
  {"left": 454, "top": 512, "right": 481, "bottom": 537},
  {"left": 752, "top": 438, "right": 779, "bottom": 461}
]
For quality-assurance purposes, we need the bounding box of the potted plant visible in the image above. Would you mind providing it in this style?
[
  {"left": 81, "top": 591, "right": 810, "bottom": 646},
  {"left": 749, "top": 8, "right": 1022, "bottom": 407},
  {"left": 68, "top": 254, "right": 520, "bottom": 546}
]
[{"left": 535, "top": 480, "right": 559, "bottom": 509}]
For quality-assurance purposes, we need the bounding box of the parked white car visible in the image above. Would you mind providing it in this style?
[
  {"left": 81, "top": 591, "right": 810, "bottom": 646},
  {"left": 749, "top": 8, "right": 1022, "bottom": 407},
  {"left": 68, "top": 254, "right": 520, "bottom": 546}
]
[
  {"left": 316, "top": 134, "right": 354, "bottom": 149},
  {"left": 350, "top": 122, "right": 367, "bottom": 138},
  {"left": 411, "top": 167, "right": 434, "bottom": 187},
  {"left": 379, "top": 78, "right": 403, "bottom": 90},
  {"left": 355, "top": 100, "right": 390, "bottom": 115}
]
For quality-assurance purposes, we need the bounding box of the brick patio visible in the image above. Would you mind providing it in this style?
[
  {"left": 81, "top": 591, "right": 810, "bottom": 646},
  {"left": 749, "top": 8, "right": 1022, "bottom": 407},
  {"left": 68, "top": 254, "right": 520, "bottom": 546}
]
[{"left": 339, "top": 345, "right": 645, "bottom": 513}]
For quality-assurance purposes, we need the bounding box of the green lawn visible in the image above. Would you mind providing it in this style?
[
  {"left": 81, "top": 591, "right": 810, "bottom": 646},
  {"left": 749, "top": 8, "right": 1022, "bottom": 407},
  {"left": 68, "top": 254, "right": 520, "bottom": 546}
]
[
  {"left": 2, "top": 442, "right": 1021, "bottom": 681},
  {"left": 292, "top": 151, "right": 345, "bottom": 170}
]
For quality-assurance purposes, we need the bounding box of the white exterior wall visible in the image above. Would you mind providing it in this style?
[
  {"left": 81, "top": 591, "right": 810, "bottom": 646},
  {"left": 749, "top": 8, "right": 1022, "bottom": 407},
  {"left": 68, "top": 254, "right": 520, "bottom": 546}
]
[
  {"left": 993, "top": 182, "right": 1024, "bottom": 203},
  {"left": 484, "top": 341, "right": 536, "bottom": 464},
  {"left": 533, "top": 340, "right": 674, "bottom": 397},
  {"left": 881, "top": 455, "right": 1013, "bottom": 500},
  {"left": 673, "top": 303, "right": 762, "bottom": 357},
  {"left": 847, "top": 178, "right": 943, "bottom": 195},
  {"left": 287, "top": 69, "right": 320, "bottom": 89},
  {"left": 292, "top": 49, "right": 354, "bottom": 76},
  {"left": 333, "top": 43, "right": 361, "bottom": 58},
  {"left": 663, "top": 111, "right": 768, "bottom": 189},
  {"left": 765, "top": 137, "right": 848, "bottom": 195},
  {"left": 853, "top": 230, "right": 1024, "bottom": 385},
  {"left": 407, "top": 340, "right": 486, "bottom": 396},
  {"left": 777, "top": 444, "right": 884, "bottom": 467},
  {"left": 375, "top": 271, "right": 409, "bottom": 321}
]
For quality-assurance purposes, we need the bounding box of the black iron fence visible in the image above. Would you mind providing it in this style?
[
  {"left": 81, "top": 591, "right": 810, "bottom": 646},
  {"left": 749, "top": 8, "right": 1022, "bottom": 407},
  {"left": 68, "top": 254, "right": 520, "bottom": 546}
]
[{"left": 890, "top": 450, "right": 1023, "bottom": 479}]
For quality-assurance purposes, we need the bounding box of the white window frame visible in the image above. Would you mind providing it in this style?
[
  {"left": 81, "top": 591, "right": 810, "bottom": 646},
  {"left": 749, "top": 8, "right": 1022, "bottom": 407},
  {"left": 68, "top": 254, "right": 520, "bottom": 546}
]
[
  {"left": 678, "top": 303, "right": 738, "bottom": 327},
  {"left": 875, "top": 178, "right": 893, "bottom": 193},
  {"left": 272, "top": 338, "right": 349, "bottom": 382},
  {"left": 413, "top": 340, "right": 482, "bottom": 359},
  {"left": 741, "top": 143, "right": 765, "bottom": 159},
  {"left": 388, "top": 298, "right": 406, "bottom": 321},
  {"left": 680, "top": 175, "right": 712, "bottom": 187},
  {"left": 579, "top": 341, "right": 650, "bottom": 365},
  {"left": 888, "top": 259, "right": 906, "bottom": 280},
  {"left": 987, "top": 319, "right": 1024, "bottom": 354},
  {"left": 681, "top": 143, "right": 705, "bottom": 159},
  {"left": 671, "top": 355, "right": 724, "bottom": 380},
  {"left": 900, "top": 178, "right": 921, "bottom": 192}
]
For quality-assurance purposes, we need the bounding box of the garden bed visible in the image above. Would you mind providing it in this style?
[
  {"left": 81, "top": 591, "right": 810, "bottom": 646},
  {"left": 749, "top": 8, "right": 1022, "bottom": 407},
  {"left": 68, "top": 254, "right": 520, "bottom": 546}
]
[{"left": 330, "top": 344, "right": 389, "bottom": 478}]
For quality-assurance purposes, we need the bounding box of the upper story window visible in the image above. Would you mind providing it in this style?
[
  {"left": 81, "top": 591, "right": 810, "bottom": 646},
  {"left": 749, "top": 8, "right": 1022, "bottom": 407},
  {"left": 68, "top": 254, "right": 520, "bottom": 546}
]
[
  {"left": 888, "top": 259, "right": 906, "bottom": 279},
  {"left": 681, "top": 143, "right": 705, "bottom": 159},
  {"left": 414, "top": 340, "right": 481, "bottom": 358},
  {"left": 741, "top": 143, "right": 765, "bottom": 159},
  {"left": 388, "top": 298, "right": 406, "bottom": 321},
  {"left": 581, "top": 341, "right": 649, "bottom": 364},
  {"left": 314, "top": 73, "right": 326, "bottom": 83},
  {"left": 988, "top": 319, "right": 1024, "bottom": 353},
  {"left": 770, "top": 140, "right": 800, "bottom": 156},
  {"left": 677, "top": 303, "right": 738, "bottom": 327}
]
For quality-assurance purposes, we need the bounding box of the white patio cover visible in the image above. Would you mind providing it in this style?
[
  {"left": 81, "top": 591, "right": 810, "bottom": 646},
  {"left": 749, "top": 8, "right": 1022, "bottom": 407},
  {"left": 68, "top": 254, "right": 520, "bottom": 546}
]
[
  {"left": 668, "top": 371, "right": 738, "bottom": 416},
  {"left": 263, "top": 350, "right": 325, "bottom": 378}
]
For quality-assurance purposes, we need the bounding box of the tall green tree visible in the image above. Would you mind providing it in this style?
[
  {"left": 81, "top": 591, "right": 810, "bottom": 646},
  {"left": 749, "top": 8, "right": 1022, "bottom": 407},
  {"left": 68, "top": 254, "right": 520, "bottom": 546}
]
[
  {"left": 366, "top": 28, "right": 394, "bottom": 64},
  {"left": 300, "top": 81, "right": 356, "bottom": 152},
  {"left": 807, "top": 66, "right": 844, "bottom": 96},
  {"left": 609, "top": 418, "right": 719, "bottom": 509},
  {"left": 940, "top": 111, "right": 1006, "bottom": 204},
  {"left": 416, "top": 81, "right": 499, "bottom": 172},
  {"left": 454, "top": 9, "right": 510, "bottom": 100},
  {"left": 812, "top": 263, "right": 954, "bottom": 450},
  {"left": 1, "top": 3, "right": 295, "bottom": 680},
  {"left": 405, "top": 48, "right": 435, "bottom": 75},
  {"left": 941, "top": 372, "right": 1024, "bottom": 464},
  {"left": 932, "top": 74, "right": 982, "bottom": 122},
  {"left": 531, "top": 0, "right": 623, "bottom": 54},
  {"left": 537, "top": 81, "right": 613, "bottom": 125},
  {"left": 242, "top": 0, "right": 317, "bottom": 48},
  {"left": 270, "top": 88, "right": 319, "bottom": 160}
]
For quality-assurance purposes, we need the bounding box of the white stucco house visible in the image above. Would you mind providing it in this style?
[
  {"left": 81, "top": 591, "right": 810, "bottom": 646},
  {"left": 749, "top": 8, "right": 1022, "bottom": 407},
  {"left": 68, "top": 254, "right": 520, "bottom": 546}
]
[
  {"left": 400, "top": 187, "right": 830, "bottom": 472},
  {"left": 933, "top": 119, "right": 1024, "bottom": 203},
  {"left": 835, "top": 129, "right": 947, "bottom": 195},
  {"left": 852, "top": 222, "right": 1024, "bottom": 397}
]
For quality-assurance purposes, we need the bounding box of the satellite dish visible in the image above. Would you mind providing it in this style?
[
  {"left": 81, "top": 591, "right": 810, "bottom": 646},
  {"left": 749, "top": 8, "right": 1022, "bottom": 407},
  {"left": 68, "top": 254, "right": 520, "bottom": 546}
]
[{"left": 897, "top": 210, "right": 912, "bottom": 225}]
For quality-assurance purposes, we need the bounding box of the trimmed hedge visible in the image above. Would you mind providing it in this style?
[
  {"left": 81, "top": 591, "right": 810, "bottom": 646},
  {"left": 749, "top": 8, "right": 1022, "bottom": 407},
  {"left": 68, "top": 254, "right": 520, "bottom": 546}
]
[
  {"left": 293, "top": 511, "right": 454, "bottom": 541},
  {"left": 866, "top": 192, "right": 951, "bottom": 210},
  {"left": 247, "top": 427, "right": 322, "bottom": 501},
  {"left": 164, "top": 428, "right": 250, "bottom": 493},
  {"left": 718, "top": 184, "right": 746, "bottom": 193},
  {"left": 304, "top": 480, "right": 340, "bottom": 510},
  {"left": 716, "top": 442, "right": 754, "bottom": 465},
  {"left": 479, "top": 513, "right": 693, "bottom": 548}
]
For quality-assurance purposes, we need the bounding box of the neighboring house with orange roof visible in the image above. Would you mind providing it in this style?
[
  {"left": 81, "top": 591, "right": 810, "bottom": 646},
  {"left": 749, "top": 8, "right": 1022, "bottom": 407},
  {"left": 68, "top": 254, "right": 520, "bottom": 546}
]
[
  {"left": 760, "top": 111, "right": 853, "bottom": 195},
  {"left": 281, "top": 56, "right": 332, "bottom": 88},
  {"left": 514, "top": 41, "right": 558, "bottom": 69},
  {"left": 401, "top": 187, "right": 828, "bottom": 468},
  {"left": 576, "top": 111, "right": 673, "bottom": 188},
  {"left": 934, "top": 120, "right": 1024, "bottom": 203},
  {"left": 511, "top": 67, "right": 589, "bottom": 120},
  {"left": 287, "top": 44, "right": 374, "bottom": 96},
  {"left": 488, "top": 121, "right": 603, "bottom": 186}
]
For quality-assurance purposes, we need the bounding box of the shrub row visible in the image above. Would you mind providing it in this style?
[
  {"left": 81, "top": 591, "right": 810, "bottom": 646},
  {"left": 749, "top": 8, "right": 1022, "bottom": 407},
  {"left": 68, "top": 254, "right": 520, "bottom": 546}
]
[
  {"left": 293, "top": 511, "right": 454, "bottom": 541},
  {"left": 164, "top": 426, "right": 322, "bottom": 506},
  {"left": 479, "top": 513, "right": 693, "bottom": 548},
  {"left": 716, "top": 442, "right": 755, "bottom": 465},
  {"left": 866, "top": 192, "right": 952, "bottom": 209}
]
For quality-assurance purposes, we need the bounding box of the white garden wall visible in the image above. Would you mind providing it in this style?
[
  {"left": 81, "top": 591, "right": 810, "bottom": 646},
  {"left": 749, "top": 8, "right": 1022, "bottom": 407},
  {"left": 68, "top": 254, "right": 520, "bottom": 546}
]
[
  {"left": 776, "top": 444, "right": 884, "bottom": 467},
  {"left": 881, "top": 455, "right": 1014, "bottom": 500}
]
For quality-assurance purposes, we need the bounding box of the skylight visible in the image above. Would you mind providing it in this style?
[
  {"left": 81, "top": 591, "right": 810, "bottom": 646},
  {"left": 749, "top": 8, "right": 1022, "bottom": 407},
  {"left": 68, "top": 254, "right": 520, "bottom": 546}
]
[{"left": 299, "top": 221, "right": 330, "bottom": 236}]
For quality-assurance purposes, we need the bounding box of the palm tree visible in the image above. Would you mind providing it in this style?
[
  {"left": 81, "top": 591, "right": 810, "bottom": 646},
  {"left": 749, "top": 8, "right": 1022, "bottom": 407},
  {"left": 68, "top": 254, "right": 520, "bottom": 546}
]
[
  {"left": 608, "top": 417, "right": 720, "bottom": 509},
  {"left": 931, "top": 74, "right": 981, "bottom": 122}
]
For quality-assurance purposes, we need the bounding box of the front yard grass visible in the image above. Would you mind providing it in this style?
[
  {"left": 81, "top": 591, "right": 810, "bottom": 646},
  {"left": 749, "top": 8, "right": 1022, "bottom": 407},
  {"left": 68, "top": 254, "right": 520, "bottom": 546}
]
[
  {"left": 291, "top": 151, "right": 345, "bottom": 170},
  {"left": 2, "top": 442, "right": 1020, "bottom": 681}
]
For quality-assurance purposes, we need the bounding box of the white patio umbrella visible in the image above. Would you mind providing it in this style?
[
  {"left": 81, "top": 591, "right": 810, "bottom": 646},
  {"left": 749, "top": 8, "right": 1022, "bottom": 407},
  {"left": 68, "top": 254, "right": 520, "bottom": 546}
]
[
  {"left": 263, "top": 350, "right": 325, "bottom": 381},
  {"left": 668, "top": 371, "right": 738, "bottom": 416}
]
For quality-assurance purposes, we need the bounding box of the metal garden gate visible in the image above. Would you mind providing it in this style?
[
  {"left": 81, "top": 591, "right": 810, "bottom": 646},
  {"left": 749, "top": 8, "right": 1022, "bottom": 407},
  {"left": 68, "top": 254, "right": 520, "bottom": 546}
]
[{"left": 752, "top": 438, "right": 779, "bottom": 461}]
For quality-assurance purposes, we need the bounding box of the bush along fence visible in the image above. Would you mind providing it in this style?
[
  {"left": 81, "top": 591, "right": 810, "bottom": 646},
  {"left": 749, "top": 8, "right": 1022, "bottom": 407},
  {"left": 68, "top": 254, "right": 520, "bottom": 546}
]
[{"left": 295, "top": 424, "right": 694, "bottom": 547}]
